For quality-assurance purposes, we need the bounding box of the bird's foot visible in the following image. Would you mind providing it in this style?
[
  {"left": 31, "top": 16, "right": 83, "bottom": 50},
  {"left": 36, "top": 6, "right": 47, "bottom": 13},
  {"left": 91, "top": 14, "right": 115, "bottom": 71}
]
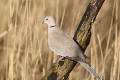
[{"left": 56, "top": 56, "right": 64, "bottom": 63}]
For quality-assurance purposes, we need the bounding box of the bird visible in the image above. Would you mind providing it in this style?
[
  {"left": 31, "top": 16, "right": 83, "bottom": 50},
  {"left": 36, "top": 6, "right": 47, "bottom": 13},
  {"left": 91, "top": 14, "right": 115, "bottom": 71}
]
[{"left": 42, "top": 16, "right": 101, "bottom": 80}]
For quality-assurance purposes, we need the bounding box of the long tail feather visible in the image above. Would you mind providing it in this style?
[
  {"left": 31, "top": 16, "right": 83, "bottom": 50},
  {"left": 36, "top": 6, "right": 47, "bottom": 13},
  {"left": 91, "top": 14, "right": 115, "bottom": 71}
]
[{"left": 79, "top": 61, "right": 102, "bottom": 80}]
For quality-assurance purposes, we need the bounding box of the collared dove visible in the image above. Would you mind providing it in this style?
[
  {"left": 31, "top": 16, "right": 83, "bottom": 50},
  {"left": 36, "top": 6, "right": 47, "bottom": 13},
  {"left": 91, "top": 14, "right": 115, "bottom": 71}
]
[{"left": 42, "top": 16, "right": 101, "bottom": 80}]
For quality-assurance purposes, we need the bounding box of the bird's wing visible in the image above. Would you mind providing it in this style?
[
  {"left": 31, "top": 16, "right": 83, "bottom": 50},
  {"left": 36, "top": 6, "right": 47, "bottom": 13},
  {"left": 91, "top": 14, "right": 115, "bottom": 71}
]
[{"left": 48, "top": 27, "right": 84, "bottom": 58}]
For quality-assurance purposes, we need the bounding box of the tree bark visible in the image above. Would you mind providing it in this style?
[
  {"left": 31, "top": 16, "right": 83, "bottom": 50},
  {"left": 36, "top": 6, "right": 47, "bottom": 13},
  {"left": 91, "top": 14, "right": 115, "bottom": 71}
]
[{"left": 41, "top": 0, "right": 105, "bottom": 80}]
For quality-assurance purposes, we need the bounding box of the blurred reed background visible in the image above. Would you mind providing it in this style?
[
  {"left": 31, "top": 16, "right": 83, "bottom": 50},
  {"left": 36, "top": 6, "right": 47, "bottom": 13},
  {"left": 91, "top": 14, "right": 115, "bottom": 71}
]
[{"left": 0, "top": 0, "right": 120, "bottom": 80}]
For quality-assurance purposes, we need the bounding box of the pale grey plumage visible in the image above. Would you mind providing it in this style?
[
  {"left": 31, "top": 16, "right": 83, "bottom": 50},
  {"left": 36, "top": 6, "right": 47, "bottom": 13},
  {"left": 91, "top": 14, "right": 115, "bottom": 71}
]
[{"left": 42, "top": 16, "right": 101, "bottom": 80}]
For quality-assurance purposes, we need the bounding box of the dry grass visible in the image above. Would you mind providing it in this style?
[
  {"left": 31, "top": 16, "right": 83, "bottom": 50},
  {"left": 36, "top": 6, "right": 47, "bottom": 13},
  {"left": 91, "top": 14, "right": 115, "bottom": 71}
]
[{"left": 0, "top": 0, "right": 120, "bottom": 80}]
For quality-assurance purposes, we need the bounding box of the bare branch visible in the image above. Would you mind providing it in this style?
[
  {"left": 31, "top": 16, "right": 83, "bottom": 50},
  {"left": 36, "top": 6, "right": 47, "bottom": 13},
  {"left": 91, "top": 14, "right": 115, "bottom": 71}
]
[{"left": 41, "top": 0, "right": 105, "bottom": 80}]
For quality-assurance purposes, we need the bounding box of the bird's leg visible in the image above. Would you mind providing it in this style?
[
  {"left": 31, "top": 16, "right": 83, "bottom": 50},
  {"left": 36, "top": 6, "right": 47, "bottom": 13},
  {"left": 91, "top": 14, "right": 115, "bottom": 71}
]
[{"left": 56, "top": 56, "right": 64, "bottom": 63}]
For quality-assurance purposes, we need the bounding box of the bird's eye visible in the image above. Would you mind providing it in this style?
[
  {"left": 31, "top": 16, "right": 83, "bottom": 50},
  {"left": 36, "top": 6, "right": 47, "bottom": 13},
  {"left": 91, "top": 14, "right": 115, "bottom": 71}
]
[{"left": 46, "top": 18, "right": 48, "bottom": 20}]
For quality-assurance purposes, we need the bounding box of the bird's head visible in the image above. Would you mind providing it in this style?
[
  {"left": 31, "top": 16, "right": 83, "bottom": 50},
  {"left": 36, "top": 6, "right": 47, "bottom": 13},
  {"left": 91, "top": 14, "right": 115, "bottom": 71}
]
[{"left": 42, "top": 16, "right": 56, "bottom": 27}]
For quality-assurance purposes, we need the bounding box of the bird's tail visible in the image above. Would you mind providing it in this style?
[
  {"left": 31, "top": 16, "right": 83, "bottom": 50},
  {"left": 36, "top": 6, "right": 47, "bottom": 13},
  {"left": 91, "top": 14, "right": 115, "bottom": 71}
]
[{"left": 78, "top": 61, "right": 102, "bottom": 80}]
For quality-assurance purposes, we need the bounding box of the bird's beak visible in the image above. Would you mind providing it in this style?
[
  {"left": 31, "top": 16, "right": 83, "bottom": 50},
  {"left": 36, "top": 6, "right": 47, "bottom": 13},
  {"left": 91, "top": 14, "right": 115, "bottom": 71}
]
[{"left": 42, "top": 20, "right": 44, "bottom": 24}]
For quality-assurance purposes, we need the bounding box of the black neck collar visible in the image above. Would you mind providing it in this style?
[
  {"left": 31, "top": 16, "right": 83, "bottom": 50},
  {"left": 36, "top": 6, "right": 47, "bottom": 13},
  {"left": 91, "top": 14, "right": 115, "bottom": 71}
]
[{"left": 50, "top": 25, "right": 56, "bottom": 28}]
